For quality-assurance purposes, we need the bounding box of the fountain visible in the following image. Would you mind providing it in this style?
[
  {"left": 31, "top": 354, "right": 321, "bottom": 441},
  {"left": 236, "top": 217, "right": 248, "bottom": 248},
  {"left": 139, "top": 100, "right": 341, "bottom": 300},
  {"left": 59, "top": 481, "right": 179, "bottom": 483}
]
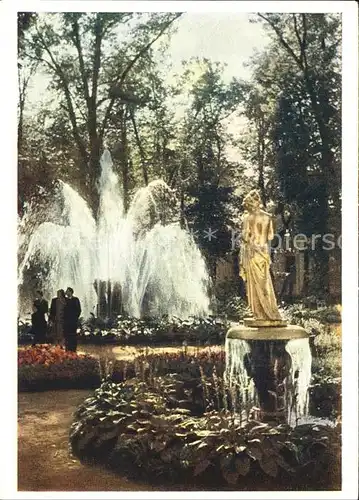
[
  {"left": 18, "top": 150, "right": 211, "bottom": 320},
  {"left": 225, "top": 190, "right": 312, "bottom": 424}
]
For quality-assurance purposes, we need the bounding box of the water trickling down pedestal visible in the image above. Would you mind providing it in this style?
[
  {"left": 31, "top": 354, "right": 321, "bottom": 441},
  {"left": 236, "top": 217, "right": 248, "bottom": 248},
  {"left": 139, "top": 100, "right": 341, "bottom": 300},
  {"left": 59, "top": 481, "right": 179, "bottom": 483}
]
[{"left": 225, "top": 325, "right": 312, "bottom": 425}]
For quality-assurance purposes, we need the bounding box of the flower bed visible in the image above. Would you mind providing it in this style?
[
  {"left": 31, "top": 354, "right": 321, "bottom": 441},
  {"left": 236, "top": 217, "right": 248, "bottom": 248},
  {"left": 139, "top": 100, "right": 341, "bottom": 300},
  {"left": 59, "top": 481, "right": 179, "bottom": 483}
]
[
  {"left": 18, "top": 345, "right": 101, "bottom": 391},
  {"left": 18, "top": 304, "right": 341, "bottom": 347},
  {"left": 70, "top": 345, "right": 341, "bottom": 489},
  {"left": 70, "top": 378, "right": 341, "bottom": 489},
  {"left": 78, "top": 315, "right": 229, "bottom": 346},
  {"left": 111, "top": 346, "right": 225, "bottom": 382},
  {"left": 110, "top": 347, "right": 341, "bottom": 421}
]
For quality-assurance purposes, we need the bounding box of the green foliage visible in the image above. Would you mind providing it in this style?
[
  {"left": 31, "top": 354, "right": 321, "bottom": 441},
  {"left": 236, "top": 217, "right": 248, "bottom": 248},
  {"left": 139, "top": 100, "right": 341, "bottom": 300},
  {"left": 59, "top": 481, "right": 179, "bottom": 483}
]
[
  {"left": 17, "top": 319, "right": 33, "bottom": 344},
  {"left": 185, "top": 185, "right": 237, "bottom": 274},
  {"left": 79, "top": 315, "right": 229, "bottom": 345},
  {"left": 176, "top": 59, "right": 246, "bottom": 273},
  {"left": 311, "top": 324, "right": 341, "bottom": 383},
  {"left": 282, "top": 303, "right": 341, "bottom": 326},
  {"left": 214, "top": 281, "right": 250, "bottom": 319},
  {"left": 69, "top": 377, "right": 340, "bottom": 487}
]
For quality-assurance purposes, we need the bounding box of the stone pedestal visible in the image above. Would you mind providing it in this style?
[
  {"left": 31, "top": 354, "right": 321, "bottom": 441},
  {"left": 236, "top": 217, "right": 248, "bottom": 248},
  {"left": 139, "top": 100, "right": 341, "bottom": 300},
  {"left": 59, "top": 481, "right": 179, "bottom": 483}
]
[
  {"left": 226, "top": 324, "right": 309, "bottom": 423},
  {"left": 227, "top": 324, "right": 308, "bottom": 341}
]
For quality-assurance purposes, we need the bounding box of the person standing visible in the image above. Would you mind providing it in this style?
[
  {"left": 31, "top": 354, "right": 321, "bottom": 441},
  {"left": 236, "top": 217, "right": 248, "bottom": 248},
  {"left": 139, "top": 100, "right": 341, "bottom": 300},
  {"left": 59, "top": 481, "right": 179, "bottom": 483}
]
[
  {"left": 49, "top": 289, "right": 66, "bottom": 345},
  {"left": 31, "top": 290, "right": 49, "bottom": 344},
  {"left": 64, "top": 287, "right": 81, "bottom": 352}
]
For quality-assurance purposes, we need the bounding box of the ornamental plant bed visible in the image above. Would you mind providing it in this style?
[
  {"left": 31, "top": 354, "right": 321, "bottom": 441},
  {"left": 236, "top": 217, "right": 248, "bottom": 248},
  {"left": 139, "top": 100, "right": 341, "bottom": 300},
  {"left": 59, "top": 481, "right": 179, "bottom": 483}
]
[
  {"left": 78, "top": 315, "right": 229, "bottom": 346},
  {"left": 111, "top": 347, "right": 226, "bottom": 383},
  {"left": 111, "top": 346, "right": 341, "bottom": 420},
  {"left": 70, "top": 379, "right": 341, "bottom": 490},
  {"left": 18, "top": 344, "right": 101, "bottom": 391}
]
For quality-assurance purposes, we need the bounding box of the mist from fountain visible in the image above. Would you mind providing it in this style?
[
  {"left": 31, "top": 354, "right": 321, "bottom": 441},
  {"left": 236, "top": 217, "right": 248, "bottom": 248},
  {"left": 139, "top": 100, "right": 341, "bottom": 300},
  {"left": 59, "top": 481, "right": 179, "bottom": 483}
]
[
  {"left": 96, "top": 149, "right": 126, "bottom": 283},
  {"left": 18, "top": 150, "right": 211, "bottom": 320}
]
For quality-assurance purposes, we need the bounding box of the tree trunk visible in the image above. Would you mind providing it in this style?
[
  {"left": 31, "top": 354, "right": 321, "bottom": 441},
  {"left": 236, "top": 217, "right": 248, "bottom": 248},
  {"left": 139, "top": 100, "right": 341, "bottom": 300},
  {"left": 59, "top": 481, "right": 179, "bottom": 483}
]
[
  {"left": 130, "top": 109, "right": 148, "bottom": 185},
  {"left": 18, "top": 96, "right": 25, "bottom": 153},
  {"left": 88, "top": 132, "right": 101, "bottom": 215},
  {"left": 120, "top": 108, "right": 130, "bottom": 212},
  {"left": 257, "top": 129, "right": 266, "bottom": 207}
]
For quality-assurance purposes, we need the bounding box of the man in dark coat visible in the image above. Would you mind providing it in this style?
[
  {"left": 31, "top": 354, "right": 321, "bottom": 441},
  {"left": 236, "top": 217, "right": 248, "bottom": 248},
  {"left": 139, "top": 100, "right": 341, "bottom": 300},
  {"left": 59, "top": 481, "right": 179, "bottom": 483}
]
[
  {"left": 31, "top": 290, "right": 49, "bottom": 344},
  {"left": 64, "top": 287, "right": 81, "bottom": 352}
]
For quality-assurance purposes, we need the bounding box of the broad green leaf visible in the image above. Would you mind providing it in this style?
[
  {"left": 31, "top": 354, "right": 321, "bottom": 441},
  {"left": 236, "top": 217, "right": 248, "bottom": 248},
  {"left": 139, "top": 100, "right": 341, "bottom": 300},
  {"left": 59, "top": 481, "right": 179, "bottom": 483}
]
[
  {"left": 259, "top": 456, "right": 278, "bottom": 478},
  {"left": 193, "top": 459, "right": 211, "bottom": 476},
  {"left": 235, "top": 454, "right": 251, "bottom": 476}
]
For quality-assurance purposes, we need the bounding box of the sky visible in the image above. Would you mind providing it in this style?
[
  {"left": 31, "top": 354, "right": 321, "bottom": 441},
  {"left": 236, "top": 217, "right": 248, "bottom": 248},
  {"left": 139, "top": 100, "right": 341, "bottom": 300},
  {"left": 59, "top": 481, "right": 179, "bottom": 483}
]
[{"left": 166, "top": 12, "right": 268, "bottom": 82}]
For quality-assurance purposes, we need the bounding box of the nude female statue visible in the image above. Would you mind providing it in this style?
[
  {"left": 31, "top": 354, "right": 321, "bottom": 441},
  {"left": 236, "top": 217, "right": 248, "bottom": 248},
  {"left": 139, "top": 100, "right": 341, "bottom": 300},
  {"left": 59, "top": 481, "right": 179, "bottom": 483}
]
[{"left": 239, "top": 190, "right": 284, "bottom": 324}]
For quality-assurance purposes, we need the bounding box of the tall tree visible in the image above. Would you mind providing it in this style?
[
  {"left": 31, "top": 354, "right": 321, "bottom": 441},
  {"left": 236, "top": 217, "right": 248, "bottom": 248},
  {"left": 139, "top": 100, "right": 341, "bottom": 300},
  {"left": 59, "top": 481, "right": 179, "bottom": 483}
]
[
  {"left": 18, "top": 12, "right": 38, "bottom": 152},
  {"left": 21, "top": 12, "right": 182, "bottom": 212},
  {"left": 255, "top": 13, "right": 341, "bottom": 212},
  {"left": 238, "top": 84, "right": 276, "bottom": 206},
  {"left": 241, "top": 14, "right": 341, "bottom": 294},
  {"left": 175, "top": 59, "right": 245, "bottom": 277}
]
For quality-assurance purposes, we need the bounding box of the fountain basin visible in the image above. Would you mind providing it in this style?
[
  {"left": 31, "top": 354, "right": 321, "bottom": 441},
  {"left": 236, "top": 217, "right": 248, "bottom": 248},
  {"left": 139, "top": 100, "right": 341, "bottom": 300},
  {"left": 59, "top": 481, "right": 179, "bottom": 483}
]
[
  {"left": 225, "top": 324, "right": 311, "bottom": 424},
  {"left": 227, "top": 324, "right": 308, "bottom": 341}
]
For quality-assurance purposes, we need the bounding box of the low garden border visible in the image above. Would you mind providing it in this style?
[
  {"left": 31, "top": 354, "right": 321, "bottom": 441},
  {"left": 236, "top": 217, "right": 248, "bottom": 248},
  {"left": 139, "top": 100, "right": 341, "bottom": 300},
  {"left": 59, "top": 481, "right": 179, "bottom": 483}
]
[
  {"left": 18, "top": 344, "right": 100, "bottom": 391},
  {"left": 70, "top": 378, "right": 341, "bottom": 489}
]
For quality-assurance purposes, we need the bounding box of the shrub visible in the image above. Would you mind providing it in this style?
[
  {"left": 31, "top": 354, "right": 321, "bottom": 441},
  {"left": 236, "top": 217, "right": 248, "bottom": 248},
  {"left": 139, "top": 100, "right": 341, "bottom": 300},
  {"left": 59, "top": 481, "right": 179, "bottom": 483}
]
[
  {"left": 214, "top": 281, "right": 250, "bottom": 320},
  {"left": 70, "top": 379, "right": 341, "bottom": 489},
  {"left": 79, "top": 315, "right": 229, "bottom": 345},
  {"left": 309, "top": 380, "right": 341, "bottom": 420},
  {"left": 18, "top": 319, "right": 34, "bottom": 344},
  {"left": 310, "top": 338, "right": 341, "bottom": 421},
  {"left": 18, "top": 344, "right": 100, "bottom": 391},
  {"left": 282, "top": 304, "right": 341, "bottom": 326},
  {"left": 311, "top": 328, "right": 341, "bottom": 382}
]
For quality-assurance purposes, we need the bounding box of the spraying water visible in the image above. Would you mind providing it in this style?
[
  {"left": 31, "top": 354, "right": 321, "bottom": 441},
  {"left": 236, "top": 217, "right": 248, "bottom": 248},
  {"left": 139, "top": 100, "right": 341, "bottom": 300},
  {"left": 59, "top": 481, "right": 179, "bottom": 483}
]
[
  {"left": 286, "top": 337, "right": 312, "bottom": 420},
  {"left": 224, "top": 337, "right": 256, "bottom": 413},
  {"left": 18, "top": 181, "right": 98, "bottom": 317},
  {"left": 18, "top": 150, "right": 211, "bottom": 319}
]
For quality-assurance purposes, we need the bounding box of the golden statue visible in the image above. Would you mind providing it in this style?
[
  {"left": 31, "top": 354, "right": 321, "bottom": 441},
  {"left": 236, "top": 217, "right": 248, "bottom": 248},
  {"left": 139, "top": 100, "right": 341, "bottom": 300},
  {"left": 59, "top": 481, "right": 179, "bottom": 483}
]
[{"left": 239, "top": 190, "right": 286, "bottom": 327}]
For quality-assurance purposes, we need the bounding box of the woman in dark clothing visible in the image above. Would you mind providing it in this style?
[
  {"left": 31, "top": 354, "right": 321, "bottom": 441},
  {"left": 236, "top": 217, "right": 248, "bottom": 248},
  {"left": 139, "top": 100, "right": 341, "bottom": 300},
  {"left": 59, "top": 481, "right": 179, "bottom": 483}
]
[
  {"left": 49, "top": 289, "right": 66, "bottom": 345},
  {"left": 31, "top": 290, "right": 48, "bottom": 344}
]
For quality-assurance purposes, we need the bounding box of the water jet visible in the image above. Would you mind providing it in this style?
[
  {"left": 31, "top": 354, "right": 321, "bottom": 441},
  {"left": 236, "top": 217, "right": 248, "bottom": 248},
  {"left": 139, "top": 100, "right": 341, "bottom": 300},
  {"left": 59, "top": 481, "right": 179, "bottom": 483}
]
[{"left": 18, "top": 150, "right": 211, "bottom": 320}]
